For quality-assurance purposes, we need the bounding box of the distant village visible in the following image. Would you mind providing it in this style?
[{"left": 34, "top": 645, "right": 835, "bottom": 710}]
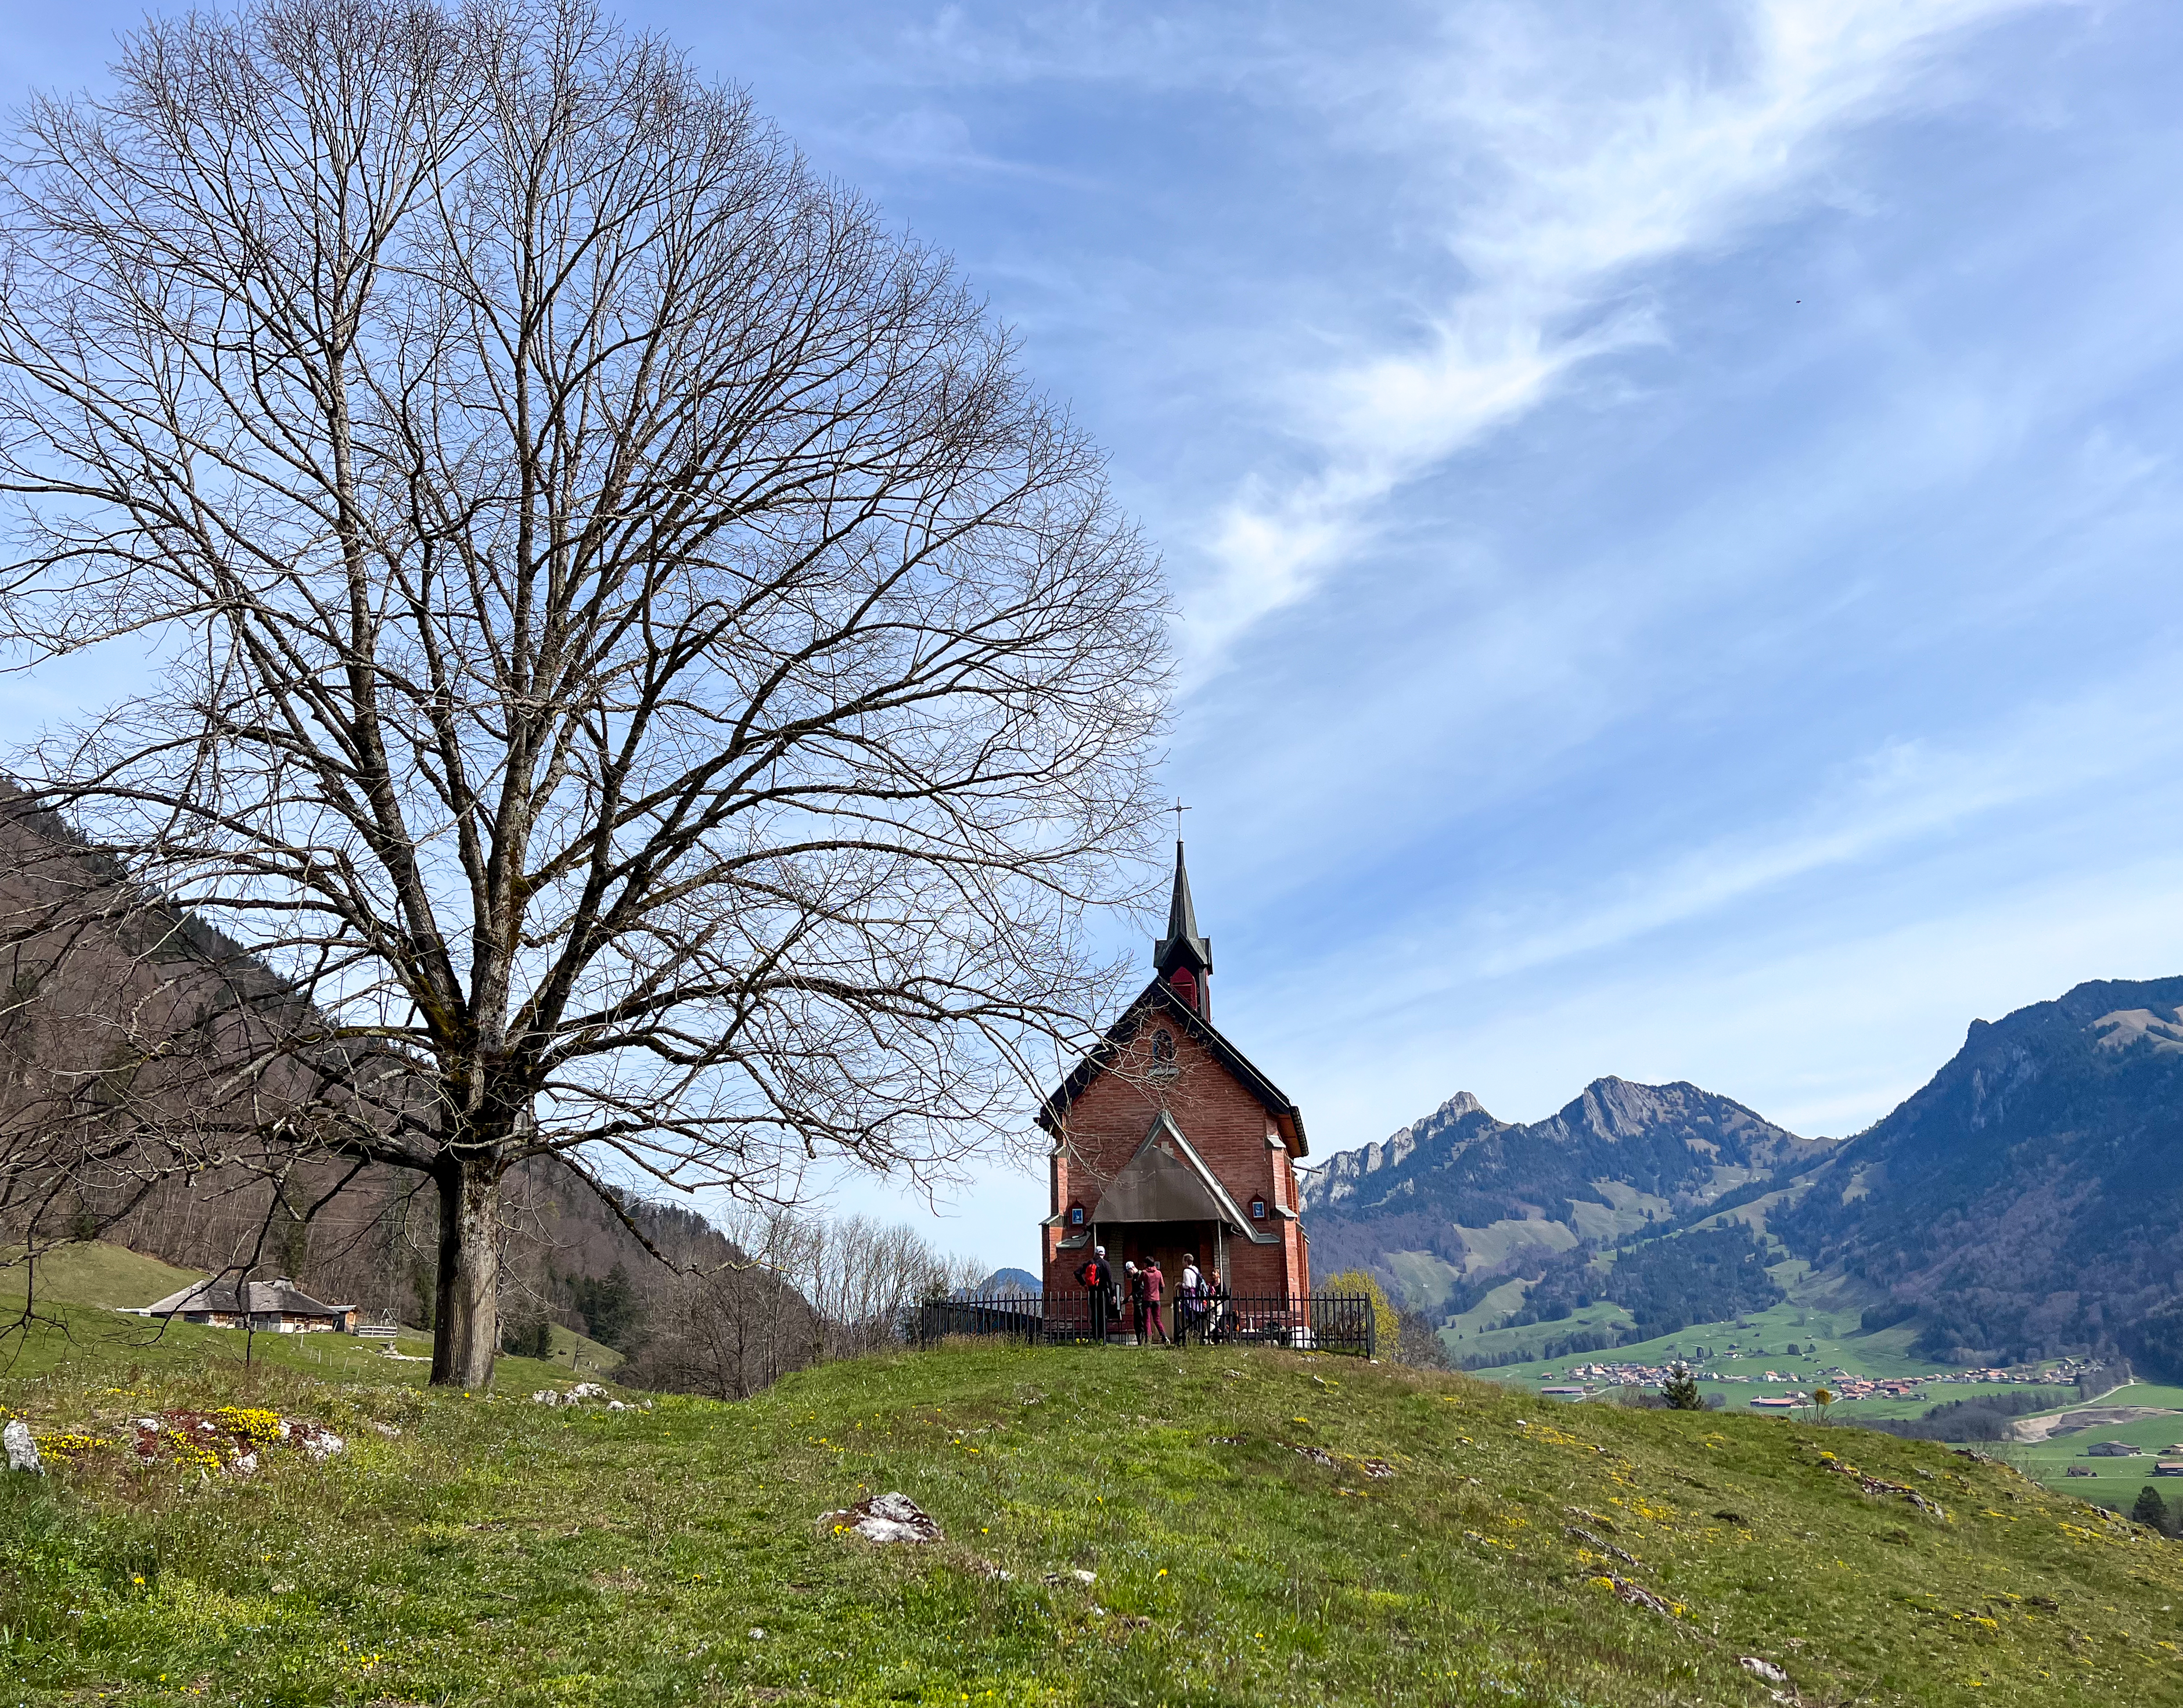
[{"left": 1534, "top": 1348, "right": 2106, "bottom": 1408}]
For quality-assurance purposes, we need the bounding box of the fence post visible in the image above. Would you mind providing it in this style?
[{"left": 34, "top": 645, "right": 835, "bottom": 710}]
[{"left": 1365, "top": 1296, "right": 1376, "bottom": 1360}]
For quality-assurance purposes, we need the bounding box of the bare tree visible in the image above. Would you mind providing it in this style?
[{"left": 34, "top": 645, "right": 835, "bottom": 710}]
[
  {"left": 786, "top": 1211, "right": 983, "bottom": 1360},
  {"left": 620, "top": 1203, "right": 821, "bottom": 1398},
  {"left": 0, "top": 0, "right": 1166, "bottom": 1385}
]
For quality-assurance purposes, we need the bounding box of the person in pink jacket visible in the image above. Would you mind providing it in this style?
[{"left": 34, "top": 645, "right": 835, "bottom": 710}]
[{"left": 1141, "top": 1257, "right": 1170, "bottom": 1344}]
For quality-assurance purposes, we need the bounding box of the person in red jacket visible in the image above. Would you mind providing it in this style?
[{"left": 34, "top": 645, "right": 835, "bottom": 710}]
[
  {"left": 1075, "top": 1246, "right": 1114, "bottom": 1343},
  {"left": 1141, "top": 1257, "right": 1170, "bottom": 1344}
]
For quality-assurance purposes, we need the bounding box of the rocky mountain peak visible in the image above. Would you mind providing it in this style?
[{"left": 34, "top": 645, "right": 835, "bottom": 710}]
[{"left": 1299, "top": 1090, "right": 1501, "bottom": 1210}]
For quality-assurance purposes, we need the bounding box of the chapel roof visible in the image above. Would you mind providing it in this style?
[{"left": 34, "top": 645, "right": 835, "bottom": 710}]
[
  {"left": 1084, "top": 1112, "right": 1280, "bottom": 1240},
  {"left": 1034, "top": 973, "right": 1309, "bottom": 1156}
]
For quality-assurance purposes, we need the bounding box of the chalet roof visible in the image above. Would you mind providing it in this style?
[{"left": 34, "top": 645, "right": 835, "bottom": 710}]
[
  {"left": 1036, "top": 974, "right": 1309, "bottom": 1156},
  {"left": 143, "top": 1278, "right": 353, "bottom": 1318}
]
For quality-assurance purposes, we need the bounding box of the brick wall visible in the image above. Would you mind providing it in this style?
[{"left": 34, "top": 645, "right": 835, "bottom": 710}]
[{"left": 1042, "top": 1012, "right": 1310, "bottom": 1297}]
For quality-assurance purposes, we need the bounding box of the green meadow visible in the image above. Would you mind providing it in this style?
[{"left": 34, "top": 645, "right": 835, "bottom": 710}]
[
  {"left": 1463, "top": 1265, "right": 2091, "bottom": 1426},
  {"left": 6, "top": 1284, "right": 2183, "bottom": 1703},
  {"left": 1, "top": 1243, "right": 623, "bottom": 1387}
]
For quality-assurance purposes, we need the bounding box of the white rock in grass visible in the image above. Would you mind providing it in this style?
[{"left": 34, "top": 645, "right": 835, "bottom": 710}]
[
  {"left": 299, "top": 1428, "right": 344, "bottom": 1462},
  {"left": 1739, "top": 1657, "right": 1790, "bottom": 1685},
  {"left": 822, "top": 1491, "right": 943, "bottom": 1544},
  {"left": 4, "top": 1419, "right": 42, "bottom": 1474}
]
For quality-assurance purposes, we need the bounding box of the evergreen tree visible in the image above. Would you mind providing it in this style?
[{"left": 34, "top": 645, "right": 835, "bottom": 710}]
[
  {"left": 571, "top": 1263, "right": 643, "bottom": 1351},
  {"left": 1660, "top": 1365, "right": 1705, "bottom": 1410},
  {"left": 2133, "top": 1485, "right": 2169, "bottom": 1530}
]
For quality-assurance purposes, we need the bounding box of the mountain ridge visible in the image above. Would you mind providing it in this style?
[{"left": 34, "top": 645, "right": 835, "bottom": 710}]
[
  {"left": 1300, "top": 1073, "right": 1832, "bottom": 1317},
  {"left": 1305, "top": 973, "right": 2183, "bottom": 1372},
  {"left": 1775, "top": 973, "right": 2183, "bottom": 1364}
]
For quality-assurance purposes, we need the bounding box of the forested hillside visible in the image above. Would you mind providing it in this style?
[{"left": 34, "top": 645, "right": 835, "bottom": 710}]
[
  {"left": 1509, "top": 1222, "right": 1785, "bottom": 1342},
  {"left": 0, "top": 780, "right": 819, "bottom": 1397},
  {"left": 1774, "top": 977, "right": 2183, "bottom": 1366}
]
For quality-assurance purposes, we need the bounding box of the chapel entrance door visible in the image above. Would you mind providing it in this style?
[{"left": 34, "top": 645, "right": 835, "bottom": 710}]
[{"left": 1110, "top": 1218, "right": 1217, "bottom": 1340}]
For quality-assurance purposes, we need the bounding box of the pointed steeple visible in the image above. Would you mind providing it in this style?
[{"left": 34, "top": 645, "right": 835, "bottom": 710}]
[{"left": 1153, "top": 840, "right": 1213, "bottom": 1017}]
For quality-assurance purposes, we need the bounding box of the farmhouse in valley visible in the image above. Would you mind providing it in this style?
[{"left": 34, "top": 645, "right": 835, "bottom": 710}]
[
  {"left": 141, "top": 1277, "right": 359, "bottom": 1334},
  {"left": 1037, "top": 842, "right": 1310, "bottom": 1299}
]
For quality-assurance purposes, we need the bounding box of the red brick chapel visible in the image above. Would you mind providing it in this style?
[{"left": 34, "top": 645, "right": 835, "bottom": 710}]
[{"left": 1038, "top": 842, "right": 1311, "bottom": 1299}]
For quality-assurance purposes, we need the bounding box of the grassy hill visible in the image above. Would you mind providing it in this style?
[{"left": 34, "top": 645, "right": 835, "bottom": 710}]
[
  {"left": 8, "top": 1337, "right": 2183, "bottom": 1703},
  {"left": 0, "top": 1241, "right": 583, "bottom": 1390},
  {"left": 1, "top": 1242, "right": 624, "bottom": 1383},
  {"left": 1, "top": 1241, "right": 206, "bottom": 1309}
]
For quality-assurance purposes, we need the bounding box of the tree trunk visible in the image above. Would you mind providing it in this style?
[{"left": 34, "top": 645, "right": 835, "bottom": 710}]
[{"left": 431, "top": 1153, "right": 501, "bottom": 1388}]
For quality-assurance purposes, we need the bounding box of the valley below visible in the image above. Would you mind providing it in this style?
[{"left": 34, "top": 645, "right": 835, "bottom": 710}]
[{"left": 1301, "top": 975, "right": 2183, "bottom": 1526}]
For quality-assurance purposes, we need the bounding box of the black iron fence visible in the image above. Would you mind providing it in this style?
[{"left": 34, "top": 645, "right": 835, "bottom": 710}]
[
  {"left": 912, "top": 1288, "right": 1376, "bottom": 1357},
  {"left": 911, "top": 1295, "right": 1045, "bottom": 1345}
]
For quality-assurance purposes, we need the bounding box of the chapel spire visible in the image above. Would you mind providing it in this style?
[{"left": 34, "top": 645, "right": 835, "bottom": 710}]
[{"left": 1153, "top": 839, "right": 1213, "bottom": 1019}]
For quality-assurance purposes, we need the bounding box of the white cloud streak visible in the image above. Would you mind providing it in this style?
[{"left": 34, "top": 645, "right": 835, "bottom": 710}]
[
  {"left": 1310, "top": 652, "right": 2183, "bottom": 1013},
  {"left": 1189, "top": 0, "right": 2056, "bottom": 675}
]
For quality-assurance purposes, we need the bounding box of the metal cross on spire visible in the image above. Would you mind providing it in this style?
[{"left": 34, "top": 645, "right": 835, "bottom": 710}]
[{"left": 1172, "top": 797, "right": 1190, "bottom": 842}]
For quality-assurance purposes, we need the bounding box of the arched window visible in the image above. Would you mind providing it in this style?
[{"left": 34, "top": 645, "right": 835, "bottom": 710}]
[
  {"left": 1151, "top": 1028, "right": 1175, "bottom": 1062},
  {"left": 1249, "top": 1195, "right": 1267, "bottom": 1221},
  {"left": 1067, "top": 1203, "right": 1086, "bottom": 1227}
]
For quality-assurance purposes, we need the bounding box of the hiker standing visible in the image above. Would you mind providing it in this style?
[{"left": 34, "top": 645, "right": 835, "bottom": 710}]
[
  {"left": 1142, "top": 1257, "right": 1170, "bottom": 1344},
  {"left": 1124, "top": 1260, "right": 1146, "bottom": 1343},
  {"left": 1204, "top": 1265, "right": 1231, "bottom": 1343},
  {"left": 1177, "top": 1252, "right": 1204, "bottom": 1346},
  {"left": 1076, "top": 1246, "right": 1114, "bottom": 1343}
]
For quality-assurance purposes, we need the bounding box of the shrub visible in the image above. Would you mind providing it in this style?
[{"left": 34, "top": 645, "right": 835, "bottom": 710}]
[
  {"left": 1320, "top": 1270, "right": 1400, "bottom": 1360},
  {"left": 1394, "top": 1309, "right": 1451, "bottom": 1371}
]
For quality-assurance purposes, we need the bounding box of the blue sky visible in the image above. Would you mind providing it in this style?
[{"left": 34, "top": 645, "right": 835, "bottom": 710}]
[{"left": 9, "top": 1, "right": 2183, "bottom": 1271}]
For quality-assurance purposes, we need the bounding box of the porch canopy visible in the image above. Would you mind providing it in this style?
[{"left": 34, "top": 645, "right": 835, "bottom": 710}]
[{"left": 1088, "top": 1113, "right": 1273, "bottom": 1242}]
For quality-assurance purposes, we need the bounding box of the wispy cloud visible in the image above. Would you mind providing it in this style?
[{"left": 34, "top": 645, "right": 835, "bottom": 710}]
[
  {"left": 1187, "top": 0, "right": 2056, "bottom": 674},
  {"left": 1365, "top": 660, "right": 2183, "bottom": 994}
]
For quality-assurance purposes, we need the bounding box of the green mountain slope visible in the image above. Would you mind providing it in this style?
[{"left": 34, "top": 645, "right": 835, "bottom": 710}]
[
  {"left": 7, "top": 1339, "right": 2183, "bottom": 1704},
  {"left": 0, "top": 1240, "right": 204, "bottom": 1309},
  {"left": 1301, "top": 1078, "right": 1833, "bottom": 1321},
  {"left": 1778, "top": 976, "right": 2183, "bottom": 1365}
]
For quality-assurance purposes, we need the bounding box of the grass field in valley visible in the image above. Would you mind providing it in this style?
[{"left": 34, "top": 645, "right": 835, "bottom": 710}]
[
  {"left": 1994, "top": 1385, "right": 2183, "bottom": 1512},
  {"left": 1465, "top": 1271, "right": 2084, "bottom": 1425},
  {"left": 8, "top": 1329, "right": 2183, "bottom": 1705}
]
